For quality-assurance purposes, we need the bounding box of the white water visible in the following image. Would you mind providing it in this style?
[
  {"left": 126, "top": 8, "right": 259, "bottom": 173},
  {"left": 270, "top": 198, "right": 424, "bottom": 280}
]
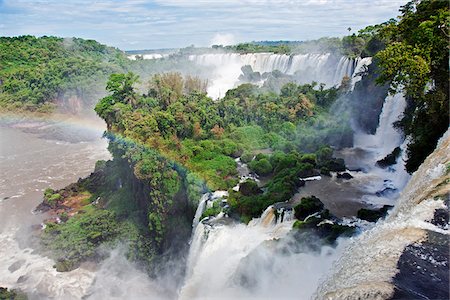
[
  {"left": 181, "top": 204, "right": 347, "bottom": 300},
  {"left": 188, "top": 53, "right": 369, "bottom": 99},
  {"left": 334, "top": 90, "right": 410, "bottom": 208},
  {"left": 316, "top": 129, "right": 450, "bottom": 300},
  {"left": 128, "top": 53, "right": 171, "bottom": 60}
]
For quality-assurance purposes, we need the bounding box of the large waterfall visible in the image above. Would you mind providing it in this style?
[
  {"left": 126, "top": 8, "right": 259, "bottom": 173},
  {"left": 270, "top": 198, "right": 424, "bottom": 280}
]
[
  {"left": 180, "top": 204, "right": 346, "bottom": 300},
  {"left": 315, "top": 129, "right": 449, "bottom": 299},
  {"left": 188, "top": 53, "right": 370, "bottom": 99}
]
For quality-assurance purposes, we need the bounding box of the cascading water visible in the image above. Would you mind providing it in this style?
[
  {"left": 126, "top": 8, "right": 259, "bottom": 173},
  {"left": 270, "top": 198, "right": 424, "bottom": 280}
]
[
  {"left": 315, "top": 129, "right": 450, "bottom": 300},
  {"left": 188, "top": 53, "right": 369, "bottom": 99},
  {"left": 180, "top": 202, "right": 346, "bottom": 300},
  {"left": 352, "top": 90, "right": 410, "bottom": 204}
]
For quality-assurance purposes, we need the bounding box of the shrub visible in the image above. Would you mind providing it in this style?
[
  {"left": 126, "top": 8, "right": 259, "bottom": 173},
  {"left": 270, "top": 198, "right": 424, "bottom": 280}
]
[
  {"left": 294, "top": 196, "right": 324, "bottom": 221},
  {"left": 249, "top": 158, "right": 273, "bottom": 176}
]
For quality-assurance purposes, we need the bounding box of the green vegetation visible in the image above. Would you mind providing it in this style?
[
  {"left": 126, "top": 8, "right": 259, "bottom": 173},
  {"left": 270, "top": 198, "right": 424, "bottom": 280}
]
[
  {"left": 40, "top": 157, "right": 160, "bottom": 272},
  {"left": 227, "top": 148, "right": 344, "bottom": 223},
  {"left": 294, "top": 196, "right": 324, "bottom": 221},
  {"left": 292, "top": 196, "right": 355, "bottom": 243},
  {"left": 0, "top": 287, "right": 27, "bottom": 300},
  {"left": 42, "top": 208, "right": 122, "bottom": 270},
  {"left": 201, "top": 201, "right": 222, "bottom": 219},
  {"left": 0, "top": 36, "right": 128, "bottom": 112},
  {"left": 357, "top": 205, "right": 392, "bottom": 222},
  {"left": 93, "top": 71, "right": 348, "bottom": 222},
  {"left": 43, "top": 188, "right": 62, "bottom": 208},
  {"left": 227, "top": 43, "right": 291, "bottom": 54},
  {"left": 374, "top": 0, "right": 449, "bottom": 172}
]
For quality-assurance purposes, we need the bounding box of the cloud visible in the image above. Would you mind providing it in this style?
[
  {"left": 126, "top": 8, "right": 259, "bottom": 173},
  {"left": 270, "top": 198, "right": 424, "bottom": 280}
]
[
  {"left": 209, "top": 33, "right": 236, "bottom": 46},
  {"left": 0, "top": 0, "right": 407, "bottom": 50}
]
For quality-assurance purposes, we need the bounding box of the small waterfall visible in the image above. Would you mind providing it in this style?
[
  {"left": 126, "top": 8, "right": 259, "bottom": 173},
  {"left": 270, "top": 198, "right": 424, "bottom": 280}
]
[
  {"left": 315, "top": 129, "right": 450, "bottom": 300},
  {"left": 341, "top": 90, "right": 411, "bottom": 204},
  {"left": 192, "top": 193, "right": 209, "bottom": 229},
  {"left": 350, "top": 57, "right": 372, "bottom": 90},
  {"left": 188, "top": 52, "right": 361, "bottom": 99},
  {"left": 354, "top": 92, "right": 407, "bottom": 159}
]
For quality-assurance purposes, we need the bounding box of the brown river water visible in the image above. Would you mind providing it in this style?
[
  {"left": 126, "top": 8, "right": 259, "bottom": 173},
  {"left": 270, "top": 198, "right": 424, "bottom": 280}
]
[{"left": 0, "top": 117, "right": 110, "bottom": 299}]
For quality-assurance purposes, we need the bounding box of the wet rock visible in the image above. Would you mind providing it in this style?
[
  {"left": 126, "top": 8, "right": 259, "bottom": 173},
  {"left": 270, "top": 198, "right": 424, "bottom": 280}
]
[
  {"left": 376, "top": 147, "right": 401, "bottom": 169},
  {"left": 375, "top": 187, "right": 397, "bottom": 197},
  {"left": 8, "top": 259, "right": 25, "bottom": 273},
  {"left": 431, "top": 208, "right": 449, "bottom": 229},
  {"left": 34, "top": 201, "right": 51, "bottom": 213},
  {"left": 391, "top": 231, "right": 449, "bottom": 300},
  {"left": 337, "top": 172, "right": 353, "bottom": 180},
  {"left": 294, "top": 196, "right": 324, "bottom": 221},
  {"left": 357, "top": 205, "right": 393, "bottom": 222},
  {"left": 325, "top": 158, "right": 346, "bottom": 172}
]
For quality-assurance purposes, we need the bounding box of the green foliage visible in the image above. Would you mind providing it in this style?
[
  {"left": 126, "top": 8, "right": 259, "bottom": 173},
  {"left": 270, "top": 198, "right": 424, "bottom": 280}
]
[
  {"left": 248, "top": 158, "right": 272, "bottom": 176},
  {"left": 0, "top": 287, "right": 27, "bottom": 300},
  {"left": 43, "top": 188, "right": 62, "bottom": 207},
  {"left": 229, "top": 151, "right": 316, "bottom": 221},
  {"left": 228, "top": 43, "right": 292, "bottom": 54},
  {"left": 375, "top": 0, "right": 449, "bottom": 172},
  {"left": 0, "top": 36, "right": 127, "bottom": 111},
  {"left": 239, "top": 180, "right": 262, "bottom": 196},
  {"left": 294, "top": 196, "right": 324, "bottom": 221},
  {"left": 240, "top": 151, "right": 254, "bottom": 163},
  {"left": 201, "top": 201, "right": 222, "bottom": 219},
  {"left": 96, "top": 72, "right": 348, "bottom": 224},
  {"left": 41, "top": 208, "right": 123, "bottom": 270}
]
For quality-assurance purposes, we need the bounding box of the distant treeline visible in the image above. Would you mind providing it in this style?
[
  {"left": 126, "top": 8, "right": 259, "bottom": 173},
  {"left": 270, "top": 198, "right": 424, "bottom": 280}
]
[{"left": 0, "top": 36, "right": 130, "bottom": 112}]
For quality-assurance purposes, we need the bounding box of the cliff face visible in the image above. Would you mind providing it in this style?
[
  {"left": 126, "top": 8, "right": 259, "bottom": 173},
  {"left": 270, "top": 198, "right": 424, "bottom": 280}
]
[{"left": 105, "top": 139, "right": 195, "bottom": 255}]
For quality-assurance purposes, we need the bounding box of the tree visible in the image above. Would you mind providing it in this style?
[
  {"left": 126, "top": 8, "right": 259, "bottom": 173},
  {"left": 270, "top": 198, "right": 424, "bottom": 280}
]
[
  {"left": 106, "top": 72, "right": 139, "bottom": 107},
  {"left": 375, "top": 0, "right": 449, "bottom": 172}
]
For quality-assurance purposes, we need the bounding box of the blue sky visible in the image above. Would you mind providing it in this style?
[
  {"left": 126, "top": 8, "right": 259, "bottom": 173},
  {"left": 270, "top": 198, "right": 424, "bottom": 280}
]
[{"left": 0, "top": 0, "right": 406, "bottom": 50}]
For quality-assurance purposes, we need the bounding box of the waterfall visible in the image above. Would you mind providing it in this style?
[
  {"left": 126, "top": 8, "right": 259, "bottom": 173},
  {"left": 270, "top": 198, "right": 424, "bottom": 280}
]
[
  {"left": 192, "top": 193, "right": 209, "bottom": 229},
  {"left": 315, "top": 129, "right": 450, "bottom": 300},
  {"left": 180, "top": 205, "right": 296, "bottom": 300},
  {"left": 188, "top": 52, "right": 367, "bottom": 99},
  {"left": 338, "top": 90, "right": 411, "bottom": 205},
  {"left": 350, "top": 57, "right": 372, "bottom": 90},
  {"left": 354, "top": 92, "right": 406, "bottom": 159}
]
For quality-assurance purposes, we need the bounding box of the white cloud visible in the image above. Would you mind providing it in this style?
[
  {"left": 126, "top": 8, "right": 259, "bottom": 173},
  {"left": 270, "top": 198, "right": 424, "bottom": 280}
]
[
  {"left": 0, "top": 0, "right": 407, "bottom": 50},
  {"left": 209, "top": 33, "right": 236, "bottom": 46}
]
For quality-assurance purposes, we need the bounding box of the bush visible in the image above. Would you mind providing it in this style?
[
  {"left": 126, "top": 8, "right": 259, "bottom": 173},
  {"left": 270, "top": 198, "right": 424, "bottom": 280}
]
[
  {"left": 240, "top": 151, "right": 254, "bottom": 163},
  {"left": 239, "top": 180, "right": 262, "bottom": 196},
  {"left": 249, "top": 158, "right": 273, "bottom": 176},
  {"left": 47, "top": 193, "right": 62, "bottom": 207},
  {"left": 294, "top": 196, "right": 325, "bottom": 221}
]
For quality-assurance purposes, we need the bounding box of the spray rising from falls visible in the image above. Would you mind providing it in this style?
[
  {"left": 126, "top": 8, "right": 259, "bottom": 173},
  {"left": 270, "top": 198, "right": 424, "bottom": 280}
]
[
  {"left": 188, "top": 53, "right": 370, "bottom": 99},
  {"left": 316, "top": 129, "right": 450, "bottom": 300},
  {"left": 179, "top": 206, "right": 348, "bottom": 299},
  {"left": 180, "top": 189, "right": 347, "bottom": 300}
]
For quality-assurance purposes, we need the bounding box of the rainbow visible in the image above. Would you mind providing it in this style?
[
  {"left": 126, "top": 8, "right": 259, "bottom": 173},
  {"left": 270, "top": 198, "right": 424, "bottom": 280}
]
[{"left": 0, "top": 112, "right": 107, "bottom": 134}]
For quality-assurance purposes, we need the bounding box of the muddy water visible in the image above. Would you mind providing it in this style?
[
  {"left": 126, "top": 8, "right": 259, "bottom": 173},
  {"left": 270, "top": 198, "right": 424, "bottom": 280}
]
[{"left": 0, "top": 119, "right": 110, "bottom": 299}]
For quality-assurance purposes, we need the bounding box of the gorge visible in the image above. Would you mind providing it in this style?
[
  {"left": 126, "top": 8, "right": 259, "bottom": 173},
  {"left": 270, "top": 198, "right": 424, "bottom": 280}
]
[{"left": 0, "top": 1, "right": 449, "bottom": 299}]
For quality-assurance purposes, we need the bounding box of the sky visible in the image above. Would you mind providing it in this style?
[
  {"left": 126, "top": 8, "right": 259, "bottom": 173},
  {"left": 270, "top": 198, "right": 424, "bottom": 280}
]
[{"left": 0, "top": 0, "right": 407, "bottom": 50}]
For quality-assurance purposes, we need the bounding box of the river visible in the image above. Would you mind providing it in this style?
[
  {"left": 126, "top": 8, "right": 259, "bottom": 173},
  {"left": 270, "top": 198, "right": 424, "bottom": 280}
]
[{"left": 0, "top": 117, "right": 110, "bottom": 299}]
